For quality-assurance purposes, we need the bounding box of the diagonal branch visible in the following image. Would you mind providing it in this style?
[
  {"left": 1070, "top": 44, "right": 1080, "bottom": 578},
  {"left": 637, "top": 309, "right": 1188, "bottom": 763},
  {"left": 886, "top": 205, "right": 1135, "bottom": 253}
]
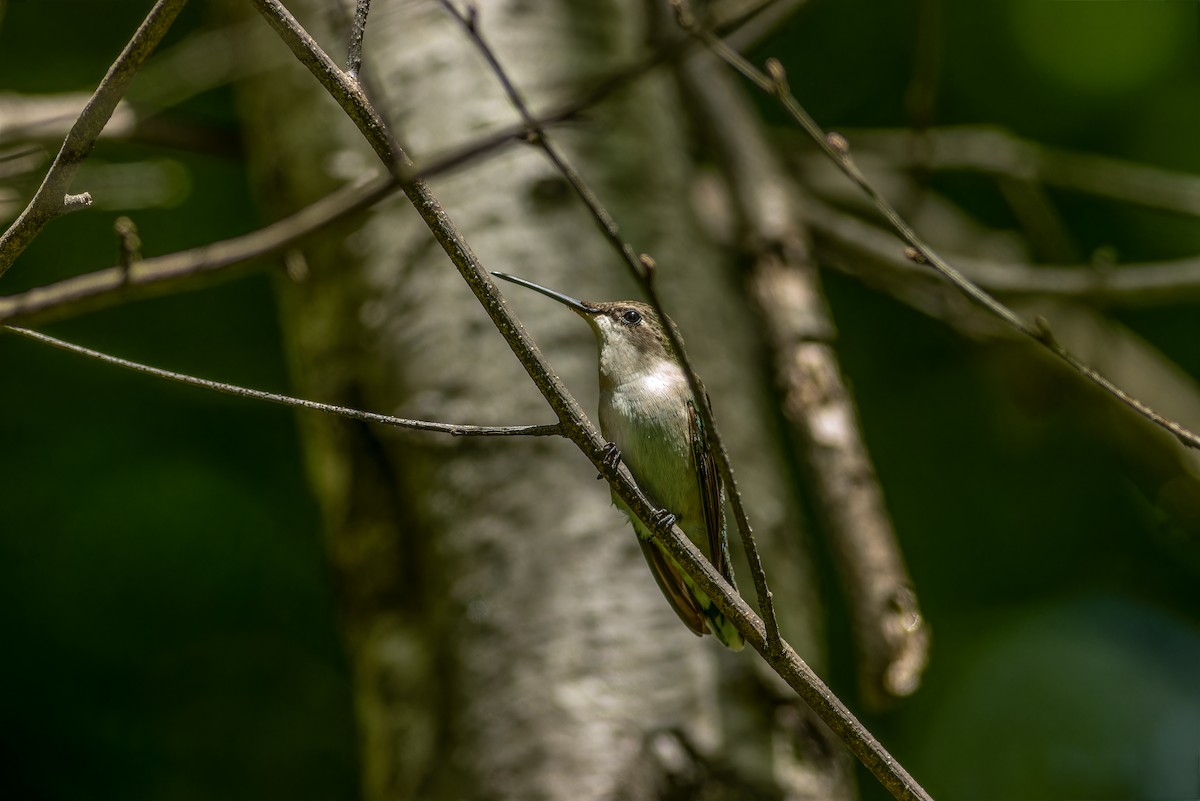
[
  {"left": 1, "top": 0, "right": 799, "bottom": 329},
  {"left": 677, "top": 42, "right": 929, "bottom": 708},
  {"left": 5, "top": 326, "right": 560, "bottom": 437},
  {"left": 805, "top": 198, "right": 1200, "bottom": 310},
  {"left": 674, "top": 4, "right": 1200, "bottom": 452},
  {"left": 249, "top": 3, "right": 932, "bottom": 799},
  {"left": 346, "top": 0, "right": 372, "bottom": 77},
  {"left": 0, "top": 0, "right": 189, "bottom": 277},
  {"left": 435, "top": 0, "right": 783, "bottom": 655},
  {"left": 0, "top": 45, "right": 730, "bottom": 328}
]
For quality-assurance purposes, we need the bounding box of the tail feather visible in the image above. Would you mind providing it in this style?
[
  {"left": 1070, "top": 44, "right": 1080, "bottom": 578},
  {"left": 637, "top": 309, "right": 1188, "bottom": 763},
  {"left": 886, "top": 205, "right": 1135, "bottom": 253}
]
[{"left": 639, "top": 540, "right": 744, "bottom": 651}]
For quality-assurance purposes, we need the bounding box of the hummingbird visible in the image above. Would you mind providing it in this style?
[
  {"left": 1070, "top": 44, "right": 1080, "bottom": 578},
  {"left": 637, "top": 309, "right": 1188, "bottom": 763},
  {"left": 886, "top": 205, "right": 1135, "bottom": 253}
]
[{"left": 493, "top": 272, "right": 744, "bottom": 650}]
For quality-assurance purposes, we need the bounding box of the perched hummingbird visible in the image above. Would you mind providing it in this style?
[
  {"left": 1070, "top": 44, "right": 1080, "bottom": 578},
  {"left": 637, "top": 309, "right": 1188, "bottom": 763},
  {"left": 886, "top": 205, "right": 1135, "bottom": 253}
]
[{"left": 493, "top": 272, "right": 744, "bottom": 650}]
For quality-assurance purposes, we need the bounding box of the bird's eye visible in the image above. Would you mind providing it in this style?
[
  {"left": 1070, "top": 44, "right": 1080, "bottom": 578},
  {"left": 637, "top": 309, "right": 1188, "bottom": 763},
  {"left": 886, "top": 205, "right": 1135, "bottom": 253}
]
[{"left": 620, "top": 308, "right": 642, "bottom": 325}]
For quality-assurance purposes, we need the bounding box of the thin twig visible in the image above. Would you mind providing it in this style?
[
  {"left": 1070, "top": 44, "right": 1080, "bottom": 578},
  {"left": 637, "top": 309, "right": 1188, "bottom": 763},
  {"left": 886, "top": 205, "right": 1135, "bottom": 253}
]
[
  {"left": 0, "top": 172, "right": 398, "bottom": 326},
  {"left": 347, "top": 0, "right": 371, "bottom": 77},
  {"left": 0, "top": 35, "right": 763, "bottom": 328},
  {"left": 5, "top": 326, "right": 560, "bottom": 438},
  {"left": 677, "top": 43, "right": 928, "bottom": 706},
  {"left": 250, "top": 6, "right": 931, "bottom": 799},
  {"left": 679, "top": 11, "right": 1200, "bottom": 451},
  {"left": 805, "top": 197, "right": 1200, "bottom": 309},
  {"left": 641, "top": 267, "right": 783, "bottom": 653},
  {"left": 0, "top": 0, "right": 189, "bottom": 277},
  {"left": 848, "top": 125, "right": 1200, "bottom": 220},
  {"left": 435, "top": 0, "right": 783, "bottom": 655}
]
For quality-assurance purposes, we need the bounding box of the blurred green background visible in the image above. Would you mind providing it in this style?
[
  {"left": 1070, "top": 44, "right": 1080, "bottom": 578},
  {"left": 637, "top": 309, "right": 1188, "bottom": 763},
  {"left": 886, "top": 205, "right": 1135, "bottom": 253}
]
[{"left": 2, "top": 1, "right": 1199, "bottom": 801}]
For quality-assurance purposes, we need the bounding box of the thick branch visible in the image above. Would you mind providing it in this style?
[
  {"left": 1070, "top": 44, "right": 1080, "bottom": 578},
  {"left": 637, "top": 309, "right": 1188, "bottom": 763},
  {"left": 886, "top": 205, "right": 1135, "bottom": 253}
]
[{"left": 678, "top": 47, "right": 928, "bottom": 707}]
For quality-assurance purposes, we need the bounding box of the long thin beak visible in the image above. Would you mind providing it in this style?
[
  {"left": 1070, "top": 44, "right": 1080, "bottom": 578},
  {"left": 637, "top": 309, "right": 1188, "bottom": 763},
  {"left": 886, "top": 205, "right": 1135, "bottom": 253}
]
[{"left": 492, "top": 272, "right": 599, "bottom": 315}]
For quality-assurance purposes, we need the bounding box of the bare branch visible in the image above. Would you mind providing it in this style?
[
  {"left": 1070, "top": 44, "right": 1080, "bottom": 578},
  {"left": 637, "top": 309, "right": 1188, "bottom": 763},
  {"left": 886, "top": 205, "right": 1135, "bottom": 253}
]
[
  {"left": 0, "top": 172, "right": 398, "bottom": 326},
  {"left": 346, "top": 0, "right": 371, "bottom": 78},
  {"left": 678, "top": 44, "right": 929, "bottom": 707},
  {"left": 676, "top": 10, "right": 1200, "bottom": 451},
  {"left": 6, "top": 326, "right": 559, "bottom": 438},
  {"left": 806, "top": 199, "right": 1200, "bottom": 310},
  {"left": 435, "top": 0, "right": 784, "bottom": 654},
  {"left": 0, "top": 39, "right": 766, "bottom": 329},
  {"left": 250, "top": 5, "right": 931, "bottom": 799},
  {"left": 849, "top": 125, "right": 1200, "bottom": 219},
  {"left": 0, "top": 94, "right": 137, "bottom": 149},
  {"left": 0, "top": 0, "right": 189, "bottom": 277},
  {"left": 644, "top": 491, "right": 933, "bottom": 801}
]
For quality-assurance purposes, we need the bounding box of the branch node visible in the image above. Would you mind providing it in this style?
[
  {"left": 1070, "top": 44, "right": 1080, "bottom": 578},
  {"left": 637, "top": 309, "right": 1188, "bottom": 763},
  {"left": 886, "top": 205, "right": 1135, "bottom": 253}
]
[
  {"left": 669, "top": 0, "right": 696, "bottom": 30},
  {"left": 63, "top": 192, "right": 93, "bottom": 212},
  {"left": 114, "top": 216, "right": 142, "bottom": 273},
  {"left": 638, "top": 252, "right": 658, "bottom": 283},
  {"left": 825, "top": 130, "right": 850, "bottom": 156},
  {"left": 1032, "top": 315, "right": 1058, "bottom": 348},
  {"left": 284, "top": 249, "right": 310, "bottom": 282},
  {"left": 765, "top": 57, "right": 789, "bottom": 97}
]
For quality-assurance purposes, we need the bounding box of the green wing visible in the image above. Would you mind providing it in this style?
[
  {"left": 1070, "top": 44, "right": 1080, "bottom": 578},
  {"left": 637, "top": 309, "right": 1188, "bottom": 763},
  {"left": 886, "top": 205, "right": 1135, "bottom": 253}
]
[
  {"left": 631, "top": 395, "right": 744, "bottom": 649},
  {"left": 687, "top": 397, "right": 735, "bottom": 589},
  {"left": 685, "top": 397, "right": 745, "bottom": 649}
]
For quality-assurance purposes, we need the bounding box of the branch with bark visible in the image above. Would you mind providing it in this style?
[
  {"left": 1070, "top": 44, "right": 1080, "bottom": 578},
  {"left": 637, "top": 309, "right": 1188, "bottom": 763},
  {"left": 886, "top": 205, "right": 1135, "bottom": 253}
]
[
  {"left": 6, "top": 1, "right": 1200, "bottom": 801},
  {"left": 0, "top": 0, "right": 189, "bottom": 276}
]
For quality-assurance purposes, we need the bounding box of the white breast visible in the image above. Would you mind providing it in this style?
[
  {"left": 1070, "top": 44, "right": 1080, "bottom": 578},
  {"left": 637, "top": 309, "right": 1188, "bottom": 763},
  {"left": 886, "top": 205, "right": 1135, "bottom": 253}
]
[{"left": 598, "top": 361, "right": 699, "bottom": 528}]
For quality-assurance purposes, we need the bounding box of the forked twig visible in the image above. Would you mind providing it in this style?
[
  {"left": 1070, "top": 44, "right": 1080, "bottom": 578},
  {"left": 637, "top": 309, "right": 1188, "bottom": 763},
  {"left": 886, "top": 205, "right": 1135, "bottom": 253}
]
[
  {"left": 0, "top": 0, "right": 803, "bottom": 329},
  {"left": 674, "top": 3, "right": 1200, "bottom": 451}
]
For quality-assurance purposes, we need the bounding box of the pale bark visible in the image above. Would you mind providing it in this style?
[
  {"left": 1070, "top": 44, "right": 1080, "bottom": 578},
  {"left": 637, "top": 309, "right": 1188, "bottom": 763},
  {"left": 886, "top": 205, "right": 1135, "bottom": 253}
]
[{"left": 232, "top": 1, "right": 845, "bottom": 798}]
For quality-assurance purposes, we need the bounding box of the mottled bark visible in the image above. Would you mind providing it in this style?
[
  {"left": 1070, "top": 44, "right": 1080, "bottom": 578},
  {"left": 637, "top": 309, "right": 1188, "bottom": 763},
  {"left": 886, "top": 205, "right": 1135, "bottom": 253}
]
[{"left": 232, "top": 1, "right": 845, "bottom": 798}]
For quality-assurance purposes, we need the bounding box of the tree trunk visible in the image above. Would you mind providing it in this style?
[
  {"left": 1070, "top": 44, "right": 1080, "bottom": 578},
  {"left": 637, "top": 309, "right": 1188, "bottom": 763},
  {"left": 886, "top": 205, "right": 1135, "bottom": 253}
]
[{"left": 232, "top": 1, "right": 848, "bottom": 798}]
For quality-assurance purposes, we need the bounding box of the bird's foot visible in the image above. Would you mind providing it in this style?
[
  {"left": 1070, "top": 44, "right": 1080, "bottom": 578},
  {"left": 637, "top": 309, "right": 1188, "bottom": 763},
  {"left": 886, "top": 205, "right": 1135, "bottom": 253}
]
[
  {"left": 596, "top": 442, "right": 622, "bottom": 479},
  {"left": 651, "top": 509, "right": 677, "bottom": 530}
]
